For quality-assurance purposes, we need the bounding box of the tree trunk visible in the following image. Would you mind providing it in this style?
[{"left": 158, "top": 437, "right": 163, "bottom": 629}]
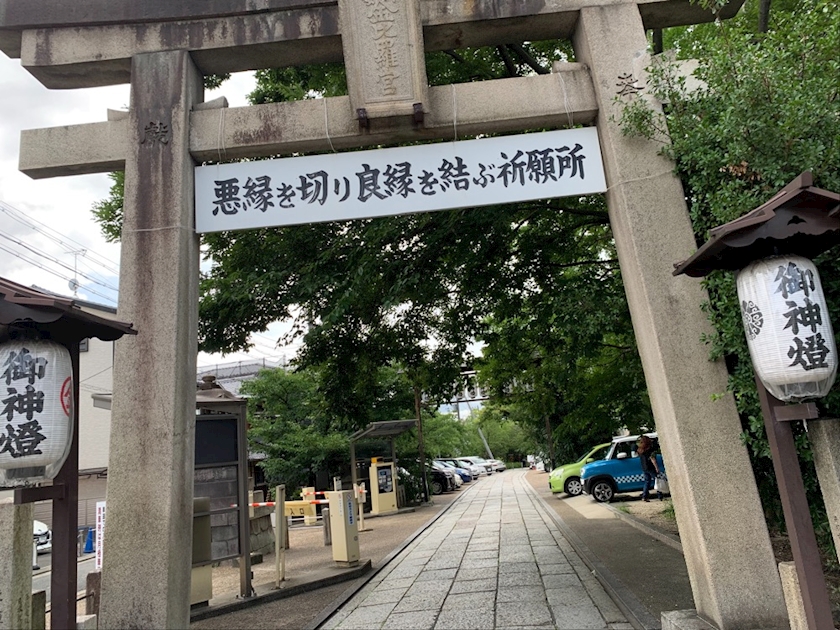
[{"left": 758, "top": 0, "right": 771, "bottom": 33}]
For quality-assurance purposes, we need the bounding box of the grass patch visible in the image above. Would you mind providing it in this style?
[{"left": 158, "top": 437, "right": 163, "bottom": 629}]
[
  {"left": 617, "top": 506, "right": 631, "bottom": 514},
  {"left": 661, "top": 499, "right": 675, "bottom": 521}
]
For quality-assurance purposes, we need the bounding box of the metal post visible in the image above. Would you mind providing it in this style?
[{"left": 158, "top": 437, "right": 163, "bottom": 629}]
[
  {"left": 323, "top": 507, "right": 332, "bottom": 546},
  {"left": 350, "top": 440, "right": 357, "bottom": 496},
  {"left": 274, "top": 484, "right": 286, "bottom": 586},
  {"left": 237, "top": 408, "right": 253, "bottom": 599},
  {"left": 755, "top": 377, "right": 833, "bottom": 630}
]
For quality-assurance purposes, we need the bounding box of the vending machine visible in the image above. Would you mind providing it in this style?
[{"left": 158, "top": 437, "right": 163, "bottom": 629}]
[{"left": 368, "top": 457, "right": 398, "bottom": 515}]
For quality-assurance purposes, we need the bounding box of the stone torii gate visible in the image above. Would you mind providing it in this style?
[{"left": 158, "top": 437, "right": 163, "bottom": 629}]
[{"left": 0, "top": 1, "right": 789, "bottom": 628}]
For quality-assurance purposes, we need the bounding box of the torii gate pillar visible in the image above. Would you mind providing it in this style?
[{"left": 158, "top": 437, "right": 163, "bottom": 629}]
[
  {"left": 97, "top": 51, "right": 203, "bottom": 630},
  {"left": 574, "top": 5, "right": 787, "bottom": 628}
]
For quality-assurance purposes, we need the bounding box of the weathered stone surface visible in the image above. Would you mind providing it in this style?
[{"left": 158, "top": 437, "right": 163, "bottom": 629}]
[
  {"left": 572, "top": 4, "right": 787, "bottom": 628},
  {"left": 339, "top": 0, "right": 428, "bottom": 120},
  {"left": 2, "top": 0, "right": 742, "bottom": 88},
  {"left": 0, "top": 500, "right": 32, "bottom": 630},
  {"left": 98, "top": 50, "right": 203, "bottom": 630},
  {"left": 19, "top": 67, "right": 598, "bottom": 178},
  {"left": 661, "top": 610, "right": 719, "bottom": 630},
  {"left": 807, "top": 418, "right": 840, "bottom": 561},
  {"left": 778, "top": 562, "right": 806, "bottom": 630}
]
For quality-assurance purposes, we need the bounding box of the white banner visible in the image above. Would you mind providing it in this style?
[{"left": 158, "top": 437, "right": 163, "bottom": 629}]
[
  {"left": 195, "top": 128, "right": 606, "bottom": 233},
  {"left": 95, "top": 500, "right": 106, "bottom": 571}
]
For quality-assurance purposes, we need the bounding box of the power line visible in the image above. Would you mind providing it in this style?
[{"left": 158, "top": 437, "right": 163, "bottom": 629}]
[
  {"left": 0, "top": 242, "right": 116, "bottom": 304},
  {"left": 0, "top": 229, "right": 119, "bottom": 292},
  {"left": 0, "top": 199, "right": 120, "bottom": 276}
]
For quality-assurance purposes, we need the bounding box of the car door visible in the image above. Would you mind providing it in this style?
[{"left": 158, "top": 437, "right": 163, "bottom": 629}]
[{"left": 612, "top": 440, "right": 645, "bottom": 492}]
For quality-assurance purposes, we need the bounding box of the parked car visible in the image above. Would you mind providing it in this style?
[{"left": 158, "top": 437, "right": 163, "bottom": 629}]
[
  {"left": 549, "top": 442, "right": 611, "bottom": 497},
  {"left": 428, "top": 464, "right": 457, "bottom": 494},
  {"left": 33, "top": 520, "right": 52, "bottom": 554},
  {"left": 437, "top": 457, "right": 482, "bottom": 479},
  {"left": 460, "top": 456, "right": 494, "bottom": 475},
  {"left": 488, "top": 459, "right": 506, "bottom": 472},
  {"left": 432, "top": 460, "right": 463, "bottom": 488},
  {"left": 581, "top": 433, "right": 665, "bottom": 503},
  {"left": 435, "top": 459, "right": 473, "bottom": 483}
]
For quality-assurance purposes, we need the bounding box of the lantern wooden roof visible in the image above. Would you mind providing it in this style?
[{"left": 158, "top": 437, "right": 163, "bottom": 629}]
[
  {"left": 0, "top": 276, "right": 136, "bottom": 343},
  {"left": 673, "top": 172, "right": 840, "bottom": 278}
]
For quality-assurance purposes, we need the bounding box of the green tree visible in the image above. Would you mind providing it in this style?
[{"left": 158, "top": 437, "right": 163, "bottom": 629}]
[{"left": 241, "top": 367, "right": 349, "bottom": 493}]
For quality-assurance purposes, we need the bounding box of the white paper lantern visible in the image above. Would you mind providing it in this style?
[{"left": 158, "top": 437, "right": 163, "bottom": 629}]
[
  {"left": 0, "top": 338, "right": 74, "bottom": 485},
  {"left": 736, "top": 255, "right": 837, "bottom": 402}
]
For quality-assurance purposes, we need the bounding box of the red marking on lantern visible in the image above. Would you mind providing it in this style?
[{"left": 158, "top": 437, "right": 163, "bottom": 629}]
[{"left": 60, "top": 376, "right": 72, "bottom": 416}]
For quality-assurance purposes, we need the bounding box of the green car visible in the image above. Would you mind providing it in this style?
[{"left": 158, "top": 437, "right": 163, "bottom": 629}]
[{"left": 549, "top": 443, "right": 611, "bottom": 496}]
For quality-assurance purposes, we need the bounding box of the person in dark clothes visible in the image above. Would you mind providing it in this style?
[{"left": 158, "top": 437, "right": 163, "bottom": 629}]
[{"left": 637, "top": 435, "right": 662, "bottom": 502}]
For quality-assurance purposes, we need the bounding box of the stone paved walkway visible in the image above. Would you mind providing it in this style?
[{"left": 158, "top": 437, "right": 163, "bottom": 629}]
[{"left": 319, "top": 469, "right": 634, "bottom": 629}]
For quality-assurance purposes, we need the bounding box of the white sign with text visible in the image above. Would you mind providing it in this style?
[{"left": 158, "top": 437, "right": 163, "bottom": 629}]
[
  {"left": 95, "top": 501, "right": 106, "bottom": 571},
  {"left": 195, "top": 127, "right": 606, "bottom": 233}
]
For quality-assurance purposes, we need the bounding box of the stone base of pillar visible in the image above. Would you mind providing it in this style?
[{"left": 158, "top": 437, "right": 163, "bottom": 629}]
[
  {"left": 662, "top": 610, "right": 719, "bottom": 630},
  {"left": 779, "top": 562, "right": 807, "bottom": 630}
]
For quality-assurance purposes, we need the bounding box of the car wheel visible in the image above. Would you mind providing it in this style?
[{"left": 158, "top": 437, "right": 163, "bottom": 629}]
[
  {"left": 591, "top": 479, "right": 615, "bottom": 503},
  {"left": 431, "top": 479, "right": 444, "bottom": 495},
  {"left": 564, "top": 477, "right": 583, "bottom": 497}
]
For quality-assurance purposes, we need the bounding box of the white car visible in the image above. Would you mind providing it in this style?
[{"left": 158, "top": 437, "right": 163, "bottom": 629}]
[
  {"left": 456, "top": 459, "right": 484, "bottom": 478},
  {"left": 488, "top": 459, "right": 507, "bottom": 472},
  {"left": 460, "top": 456, "right": 494, "bottom": 475},
  {"left": 33, "top": 520, "right": 52, "bottom": 554}
]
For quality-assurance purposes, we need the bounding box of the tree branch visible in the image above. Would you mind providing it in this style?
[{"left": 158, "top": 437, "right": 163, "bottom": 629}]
[
  {"left": 496, "top": 45, "right": 518, "bottom": 77},
  {"left": 506, "top": 44, "right": 550, "bottom": 75}
]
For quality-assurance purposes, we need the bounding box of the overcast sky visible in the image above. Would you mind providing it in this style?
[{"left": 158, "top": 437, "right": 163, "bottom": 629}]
[{"left": 0, "top": 55, "right": 298, "bottom": 368}]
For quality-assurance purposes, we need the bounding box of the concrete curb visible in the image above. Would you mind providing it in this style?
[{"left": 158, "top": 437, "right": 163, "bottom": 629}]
[
  {"left": 605, "top": 504, "right": 683, "bottom": 554},
  {"left": 303, "top": 482, "right": 476, "bottom": 630},
  {"left": 189, "top": 559, "right": 373, "bottom": 622},
  {"left": 522, "top": 480, "right": 661, "bottom": 630}
]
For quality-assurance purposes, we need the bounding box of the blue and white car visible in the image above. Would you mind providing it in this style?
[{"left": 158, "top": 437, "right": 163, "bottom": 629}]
[{"left": 581, "top": 433, "right": 665, "bottom": 503}]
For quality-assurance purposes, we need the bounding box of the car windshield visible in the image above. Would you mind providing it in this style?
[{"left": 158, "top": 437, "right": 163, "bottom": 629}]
[{"left": 578, "top": 445, "right": 609, "bottom": 462}]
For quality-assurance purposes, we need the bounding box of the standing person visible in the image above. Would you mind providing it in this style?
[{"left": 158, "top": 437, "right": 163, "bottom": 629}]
[{"left": 637, "top": 435, "right": 663, "bottom": 502}]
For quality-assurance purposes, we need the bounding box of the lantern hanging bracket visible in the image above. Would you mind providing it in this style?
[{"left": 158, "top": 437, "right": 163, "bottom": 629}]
[
  {"left": 14, "top": 482, "right": 66, "bottom": 505},
  {"left": 774, "top": 402, "right": 819, "bottom": 423}
]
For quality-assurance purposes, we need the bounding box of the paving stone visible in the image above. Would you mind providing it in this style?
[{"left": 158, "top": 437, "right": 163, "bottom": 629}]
[
  {"left": 542, "top": 572, "right": 583, "bottom": 589},
  {"left": 393, "top": 593, "right": 446, "bottom": 614},
  {"left": 434, "top": 608, "right": 495, "bottom": 629},
  {"left": 545, "top": 587, "right": 583, "bottom": 607},
  {"left": 498, "top": 561, "right": 539, "bottom": 575},
  {"left": 449, "top": 578, "right": 497, "bottom": 594},
  {"left": 460, "top": 556, "right": 498, "bottom": 570},
  {"left": 442, "top": 590, "right": 496, "bottom": 611},
  {"left": 495, "top": 601, "right": 554, "bottom": 627},
  {"left": 538, "top": 561, "right": 576, "bottom": 575},
  {"left": 382, "top": 610, "right": 439, "bottom": 629},
  {"left": 405, "top": 579, "right": 453, "bottom": 598},
  {"left": 456, "top": 567, "right": 496, "bottom": 582},
  {"left": 498, "top": 571, "right": 543, "bottom": 587},
  {"left": 463, "top": 549, "right": 497, "bottom": 561},
  {"left": 550, "top": 604, "right": 608, "bottom": 629},
  {"left": 496, "top": 585, "right": 548, "bottom": 603},
  {"left": 359, "top": 586, "right": 410, "bottom": 606},
  {"left": 416, "top": 568, "right": 458, "bottom": 582},
  {"left": 336, "top": 602, "right": 396, "bottom": 628}
]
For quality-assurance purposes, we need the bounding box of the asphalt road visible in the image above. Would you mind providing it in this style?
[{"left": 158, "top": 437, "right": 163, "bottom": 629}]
[{"left": 32, "top": 552, "right": 97, "bottom": 604}]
